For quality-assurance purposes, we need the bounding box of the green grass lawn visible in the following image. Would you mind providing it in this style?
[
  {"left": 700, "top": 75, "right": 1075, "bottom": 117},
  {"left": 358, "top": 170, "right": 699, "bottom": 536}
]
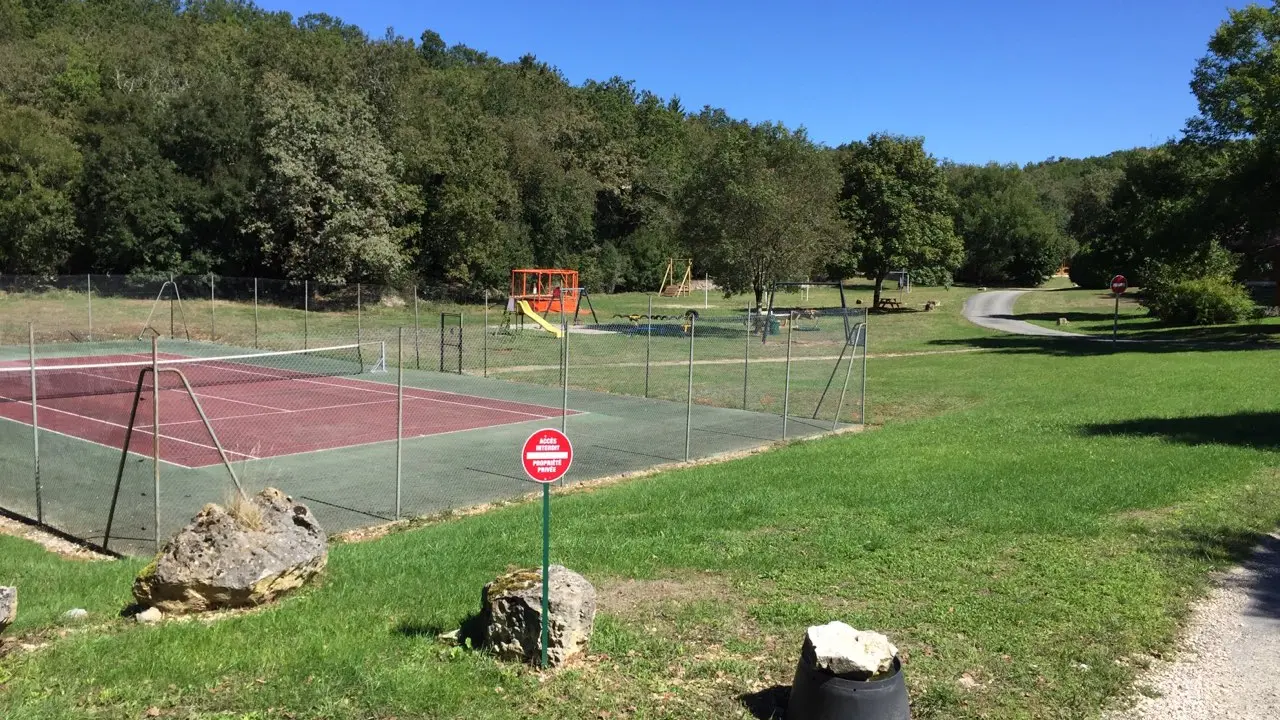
[
  {"left": 3, "top": 340, "right": 1280, "bottom": 719},
  {"left": 1012, "top": 277, "right": 1280, "bottom": 344}
]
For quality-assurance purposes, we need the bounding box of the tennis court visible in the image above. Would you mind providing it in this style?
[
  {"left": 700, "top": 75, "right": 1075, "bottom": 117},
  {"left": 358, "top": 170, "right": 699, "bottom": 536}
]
[
  {"left": 0, "top": 331, "right": 859, "bottom": 556},
  {"left": 0, "top": 348, "right": 577, "bottom": 468}
]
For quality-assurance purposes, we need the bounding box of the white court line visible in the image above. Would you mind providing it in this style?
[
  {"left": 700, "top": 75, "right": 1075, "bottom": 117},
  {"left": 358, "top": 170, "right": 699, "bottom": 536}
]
[
  {"left": 0, "top": 395, "right": 258, "bottom": 462},
  {"left": 165, "top": 386, "right": 292, "bottom": 413},
  {"left": 298, "top": 376, "right": 564, "bottom": 419},
  {"left": 0, "top": 388, "right": 197, "bottom": 467},
  {"left": 158, "top": 397, "right": 394, "bottom": 427},
  {"left": 162, "top": 358, "right": 569, "bottom": 420},
  {"left": 211, "top": 412, "right": 571, "bottom": 467},
  {"left": 0, "top": 394, "right": 217, "bottom": 470},
  {"left": 156, "top": 389, "right": 562, "bottom": 429}
]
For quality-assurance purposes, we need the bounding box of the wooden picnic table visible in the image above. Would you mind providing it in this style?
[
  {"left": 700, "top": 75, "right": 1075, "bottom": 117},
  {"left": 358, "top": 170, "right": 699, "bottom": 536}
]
[{"left": 876, "top": 298, "right": 903, "bottom": 310}]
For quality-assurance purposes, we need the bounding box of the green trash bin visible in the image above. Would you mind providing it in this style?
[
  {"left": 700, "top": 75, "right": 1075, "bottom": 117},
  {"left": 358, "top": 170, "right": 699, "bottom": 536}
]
[{"left": 768, "top": 316, "right": 781, "bottom": 335}]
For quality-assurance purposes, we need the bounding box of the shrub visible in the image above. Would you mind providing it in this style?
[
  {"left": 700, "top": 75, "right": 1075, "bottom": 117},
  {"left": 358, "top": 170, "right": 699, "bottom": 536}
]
[
  {"left": 910, "top": 266, "right": 953, "bottom": 288},
  {"left": 1140, "top": 277, "right": 1256, "bottom": 325},
  {"left": 1066, "top": 247, "right": 1119, "bottom": 290}
]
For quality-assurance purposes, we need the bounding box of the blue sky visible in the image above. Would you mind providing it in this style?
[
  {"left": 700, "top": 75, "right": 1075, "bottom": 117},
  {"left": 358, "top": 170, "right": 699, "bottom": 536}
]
[{"left": 257, "top": 0, "right": 1245, "bottom": 165}]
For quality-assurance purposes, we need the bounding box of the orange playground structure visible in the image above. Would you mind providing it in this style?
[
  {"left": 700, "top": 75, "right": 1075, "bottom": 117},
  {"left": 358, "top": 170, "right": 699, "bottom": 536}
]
[{"left": 510, "top": 268, "right": 580, "bottom": 315}]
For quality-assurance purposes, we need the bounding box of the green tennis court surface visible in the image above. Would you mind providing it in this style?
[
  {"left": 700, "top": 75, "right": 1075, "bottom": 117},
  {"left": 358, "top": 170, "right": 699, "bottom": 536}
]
[{"left": 0, "top": 341, "right": 850, "bottom": 555}]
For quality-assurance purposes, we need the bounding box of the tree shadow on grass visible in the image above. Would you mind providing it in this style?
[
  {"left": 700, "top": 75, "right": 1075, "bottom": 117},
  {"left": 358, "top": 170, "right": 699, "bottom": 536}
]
[
  {"left": 739, "top": 685, "right": 789, "bottom": 719},
  {"left": 928, "top": 333, "right": 1276, "bottom": 356},
  {"left": 1080, "top": 412, "right": 1280, "bottom": 451},
  {"left": 1000, "top": 311, "right": 1138, "bottom": 324},
  {"left": 1160, "top": 526, "right": 1280, "bottom": 622}
]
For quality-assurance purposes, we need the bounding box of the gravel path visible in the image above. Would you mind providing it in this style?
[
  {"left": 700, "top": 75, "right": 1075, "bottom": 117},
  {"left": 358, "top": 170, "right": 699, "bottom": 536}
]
[
  {"left": 961, "top": 290, "right": 1087, "bottom": 337},
  {"left": 1105, "top": 532, "right": 1280, "bottom": 719}
]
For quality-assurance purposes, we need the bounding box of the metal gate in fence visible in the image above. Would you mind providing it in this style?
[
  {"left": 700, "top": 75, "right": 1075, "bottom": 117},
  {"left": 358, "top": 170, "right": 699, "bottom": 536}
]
[{"left": 440, "top": 312, "right": 463, "bottom": 374}]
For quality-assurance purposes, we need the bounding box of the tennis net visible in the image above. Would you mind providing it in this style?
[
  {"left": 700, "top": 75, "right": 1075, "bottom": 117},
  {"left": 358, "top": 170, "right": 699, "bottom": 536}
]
[{"left": 0, "top": 342, "right": 385, "bottom": 403}]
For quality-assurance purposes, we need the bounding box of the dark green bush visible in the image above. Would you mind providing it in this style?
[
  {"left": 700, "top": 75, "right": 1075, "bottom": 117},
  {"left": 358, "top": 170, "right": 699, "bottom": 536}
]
[
  {"left": 1066, "top": 247, "right": 1121, "bottom": 289},
  {"left": 1139, "top": 277, "right": 1256, "bottom": 325},
  {"left": 910, "top": 266, "right": 953, "bottom": 288}
]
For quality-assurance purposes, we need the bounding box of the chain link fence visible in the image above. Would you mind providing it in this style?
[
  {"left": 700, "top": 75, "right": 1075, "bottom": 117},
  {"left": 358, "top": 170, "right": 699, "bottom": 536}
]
[{"left": 0, "top": 275, "right": 868, "bottom": 555}]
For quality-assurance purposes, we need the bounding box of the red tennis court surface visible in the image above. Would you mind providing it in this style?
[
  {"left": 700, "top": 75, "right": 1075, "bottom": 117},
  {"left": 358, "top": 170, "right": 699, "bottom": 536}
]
[{"left": 0, "top": 353, "right": 576, "bottom": 468}]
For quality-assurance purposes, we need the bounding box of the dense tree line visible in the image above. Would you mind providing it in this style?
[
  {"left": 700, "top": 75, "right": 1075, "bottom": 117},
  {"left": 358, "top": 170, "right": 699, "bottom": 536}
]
[{"left": 1, "top": 0, "right": 1277, "bottom": 310}]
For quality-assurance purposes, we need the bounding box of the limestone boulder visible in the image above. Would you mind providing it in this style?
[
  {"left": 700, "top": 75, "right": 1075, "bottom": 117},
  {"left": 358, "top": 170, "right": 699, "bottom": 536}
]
[
  {"left": 482, "top": 565, "right": 595, "bottom": 667},
  {"left": 0, "top": 586, "right": 15, "bottom": 633},
  {"left": 802, "top": 620, "right": 898, "bottom": 679},
  {"left": 133, "top": 488, "right": 326, "bottom": 613}
]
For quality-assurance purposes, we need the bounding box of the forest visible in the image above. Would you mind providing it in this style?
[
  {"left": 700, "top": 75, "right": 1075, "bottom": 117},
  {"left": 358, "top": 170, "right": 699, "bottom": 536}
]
[{"left": 2, "top": 0, "right": 1279, "bottom": 313}]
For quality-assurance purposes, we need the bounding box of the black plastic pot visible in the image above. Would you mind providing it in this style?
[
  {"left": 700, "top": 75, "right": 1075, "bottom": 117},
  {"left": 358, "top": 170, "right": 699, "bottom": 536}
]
[{"left": 786, "top": 656, "right": 910, "bottom": 720}]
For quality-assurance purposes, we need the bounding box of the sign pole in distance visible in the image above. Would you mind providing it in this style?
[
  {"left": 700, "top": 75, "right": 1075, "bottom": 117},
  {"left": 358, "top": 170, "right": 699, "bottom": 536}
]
[
  {"left": 1110, "top": 275, "right": 1128, "bottom": 346},
  {"left": 521, "top": 428, "right": 573, "bottom": 669}
]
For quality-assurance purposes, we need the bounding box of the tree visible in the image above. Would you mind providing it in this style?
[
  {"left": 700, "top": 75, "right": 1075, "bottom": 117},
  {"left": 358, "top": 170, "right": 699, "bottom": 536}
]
[
  {"left": 833, "top": 134, "right": 961, "bottom": 307},
  {"left": 1189, "top": 3, "right": 1280, "bottom": 143},
  {"left": 0, "top": 102, "right": 80, "bottom": 274},
  {"left": 681, "top": 115, "right": 841, "bottom": 307},
  {"left": 947, "top": 163, "right": 1072, "bottom": 286},
  {"left": 1188, "top": 3, "right": 1280, "bottom": 299},
  {"left": 243, "top": 72, "right": 418, "bottom": 283}
]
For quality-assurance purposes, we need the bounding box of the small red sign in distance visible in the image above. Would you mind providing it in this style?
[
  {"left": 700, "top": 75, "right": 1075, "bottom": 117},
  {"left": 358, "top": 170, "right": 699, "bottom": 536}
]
[{"left": 1111, "top": 275, "right": 1128, "bottom": 294}]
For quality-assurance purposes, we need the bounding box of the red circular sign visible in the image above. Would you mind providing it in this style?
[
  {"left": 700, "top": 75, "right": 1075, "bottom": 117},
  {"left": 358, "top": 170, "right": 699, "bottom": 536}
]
[
  {"left": 1111, "top": 275, "right": 1128, "bottom": 294},
  {"left": 521, "top": 428, "right": 573, "bottom": 484}
]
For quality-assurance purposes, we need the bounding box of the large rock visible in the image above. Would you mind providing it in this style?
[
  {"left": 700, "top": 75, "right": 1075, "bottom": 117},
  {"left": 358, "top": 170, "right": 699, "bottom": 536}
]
[
  {"left": 802, "top": 621, "right": 898, "bottom": 679},
  {"left": 0, "top": 586, "right": 14, "bottom": 632},
  {"left": 133, "top": 488, "right": 326, "bottom": 613},
  {"left": 482, "top": 565, "right": 595, "bottom": 667}
]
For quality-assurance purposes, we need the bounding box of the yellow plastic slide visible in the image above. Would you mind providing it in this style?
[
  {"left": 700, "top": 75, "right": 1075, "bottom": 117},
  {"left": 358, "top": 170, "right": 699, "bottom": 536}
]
[{"left": 516, "top": 299, "right": 564, "bottom": 338}]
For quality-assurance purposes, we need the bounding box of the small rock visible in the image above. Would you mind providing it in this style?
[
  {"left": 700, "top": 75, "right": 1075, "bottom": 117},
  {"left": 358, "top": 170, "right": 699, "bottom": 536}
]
[
  {"left": 438, "top": 629, "right": 460, "bottom": 643},
  {"left": 135, "top": 607, "right": 163, "bottom": 624},
  {"left": 481, "top": 565, "right": 596, "bottom": 667},
  {"left": 0, "top": 586, "right": 15, "bottom": 632},
  {"left": 63, "top": 608, "right": 88, "bottom": 621},
  {"left": 1057, "top": 317, "right": 1071, "bottom": 325},
  {"left": 801, "top": 621, "right": 898, "bottom": 679}
]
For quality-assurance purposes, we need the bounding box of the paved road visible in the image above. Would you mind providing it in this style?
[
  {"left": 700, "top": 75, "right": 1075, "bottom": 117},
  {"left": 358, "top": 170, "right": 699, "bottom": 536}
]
[{"left": 962, "top": 290, "right": 1087, "bottom": 337}]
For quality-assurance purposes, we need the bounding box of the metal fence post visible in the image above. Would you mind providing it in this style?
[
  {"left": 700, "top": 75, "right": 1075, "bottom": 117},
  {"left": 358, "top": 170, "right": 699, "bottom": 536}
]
[
  {"left": 86, "top": 274, "right": 92, "bottom": 342},
  {"left": 685, "top": 314, "right": 695, "bottom": 461},
  {"left": 209, "top": 272, "right": 216, "bottom": 341},
  {"left": 28, "top": 324, "right": 41, "bottom": 523},
  {"left": 645, "top": 295, "right": 652, "bottom": 398},
  {"left": 861, "top": 316, "right": 869, "bottom": 426},
  {"left": 357, "top": 282, "right": 362, "bottom": 347},
  {"left": 253, "top": 278, "right": 259, "bottom": 349},
  {"left": 561, "top": 296, "right": 569, "bottom": 433},
  {"left": 782, "top": 313, "right": 794, "bottom": 439},
  {"left": 396, "top": 328, "right": 404, "bottom": 519},
  {"left": 413, "top": 286, "right": 421, "bottom": 370},
  {"left": 151, "top": 335, "right": 161, "bottom": 551},
  {"left": 743, "top": 300, "right": 751, "bottom": 410},
  {"left": 303, "top": 280, "right": 309, "bottom": 350},
  {"left": 483, "top": 289, "right": 489, "bottom": 378}
]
